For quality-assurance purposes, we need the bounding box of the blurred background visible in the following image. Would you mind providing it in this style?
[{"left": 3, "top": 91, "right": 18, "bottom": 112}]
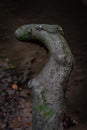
[{"left": 0, "top": 0, "right": 87, "bottom": 129}]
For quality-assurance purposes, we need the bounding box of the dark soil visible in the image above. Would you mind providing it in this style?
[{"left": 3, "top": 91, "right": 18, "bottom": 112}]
[{"left": 0, "top": 0, "right": 87, "bottom": 129}]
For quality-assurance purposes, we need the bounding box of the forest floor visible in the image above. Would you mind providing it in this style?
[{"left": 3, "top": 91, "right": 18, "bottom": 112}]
[{"left": 0, "top": 0, "right": 87, "bottom": 130}]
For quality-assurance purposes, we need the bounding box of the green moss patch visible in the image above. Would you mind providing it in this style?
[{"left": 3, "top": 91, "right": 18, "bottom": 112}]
[
  {"left": 38, "top": 103, "right": 54, "bottom": 119},
  {"left": 20, "top": 33, "right": 31, "bottom": 41}
]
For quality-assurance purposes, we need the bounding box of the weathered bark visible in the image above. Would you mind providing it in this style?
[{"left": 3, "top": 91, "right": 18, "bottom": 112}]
[{"left": 15, "top": 24, "right": 73, "bottom": 130}]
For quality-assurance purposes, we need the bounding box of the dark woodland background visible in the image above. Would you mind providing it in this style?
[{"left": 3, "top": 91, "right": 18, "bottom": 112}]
[{"left": 0, "top": 0, "right": 87, "bottom": 129}]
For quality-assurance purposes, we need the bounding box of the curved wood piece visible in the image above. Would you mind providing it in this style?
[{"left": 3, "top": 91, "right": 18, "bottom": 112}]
[{"left": 15, "top": 24, "right": 73, "bottom": 130}]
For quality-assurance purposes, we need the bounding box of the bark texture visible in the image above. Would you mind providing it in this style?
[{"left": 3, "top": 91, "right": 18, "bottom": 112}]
[{"left": 15, "top": 24, "right": 73, "bottom": 130}]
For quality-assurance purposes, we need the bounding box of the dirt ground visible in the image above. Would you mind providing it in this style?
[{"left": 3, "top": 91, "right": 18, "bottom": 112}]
[{"left": 0, "top": 0, "right": 87, "bottom": 129}]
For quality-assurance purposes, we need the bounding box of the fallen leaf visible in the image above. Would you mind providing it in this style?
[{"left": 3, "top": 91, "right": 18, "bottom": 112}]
[
  {"left": 12, "top": 84, "right": 18, "bottom": 90},
  {"left": 23, "top": 122, "right": 32, "bottom": 127},
  {"left": 11, "top": 118, "right": 21, "bottom": 128}
]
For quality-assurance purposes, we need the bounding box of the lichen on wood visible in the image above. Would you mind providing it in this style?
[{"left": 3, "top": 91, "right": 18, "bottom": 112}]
[{"left": 15, "top": 24, "right": 73, "bottom": 130}]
